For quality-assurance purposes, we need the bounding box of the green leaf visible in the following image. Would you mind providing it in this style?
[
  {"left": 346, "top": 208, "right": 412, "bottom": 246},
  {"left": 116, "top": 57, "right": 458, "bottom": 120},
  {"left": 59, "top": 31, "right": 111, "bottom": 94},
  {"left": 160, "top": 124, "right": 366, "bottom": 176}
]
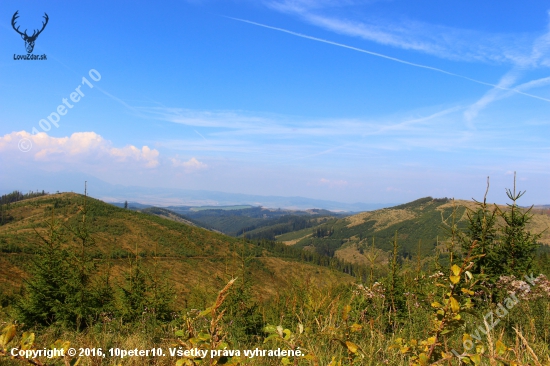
[{"left": 199, "top": 306, "right": 213, "bottom": 317}]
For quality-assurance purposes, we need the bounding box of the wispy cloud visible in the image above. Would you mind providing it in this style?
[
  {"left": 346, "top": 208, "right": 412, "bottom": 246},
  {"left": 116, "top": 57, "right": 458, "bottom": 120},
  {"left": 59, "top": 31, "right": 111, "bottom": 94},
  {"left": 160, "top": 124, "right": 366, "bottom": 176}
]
[
  {"left": 464, "top": 71, "right": 520, "bottom": 124},
  {"left": 226, "top": 17, "right": 550, "bottom": 103},
  {"left": 266, "top": 0, "right": 550, "bottom": 67}
]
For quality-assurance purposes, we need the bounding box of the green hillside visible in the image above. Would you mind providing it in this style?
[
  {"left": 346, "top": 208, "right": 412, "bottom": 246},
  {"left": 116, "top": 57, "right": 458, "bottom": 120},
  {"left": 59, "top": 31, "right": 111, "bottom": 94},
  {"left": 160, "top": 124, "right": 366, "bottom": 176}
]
[
  {"left": 165, "top": 205, "right": 344, "bottom": 237},
  {"left": 280, "top": 197, "right": 550, "bottom": 263},
  {"left": 0, "top": 193, "right": 354, "bottom": 299}
]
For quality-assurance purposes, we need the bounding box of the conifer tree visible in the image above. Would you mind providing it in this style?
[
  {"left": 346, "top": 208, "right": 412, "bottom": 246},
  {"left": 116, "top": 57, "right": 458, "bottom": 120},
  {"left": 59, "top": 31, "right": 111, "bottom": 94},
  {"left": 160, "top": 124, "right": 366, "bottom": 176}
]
[
  {"left": 119, "top": 242, "right": 149, "bottom": 323},
  {"left": 385, "top": 232, "right": 406, "bottom": 328},
  {"left": 462, "top": 177, "right": 499, "bottom": 278},
  {"left": 18, "top": 186, "right": 114, "bottom": 329},
  {"left": 494, "top": 173, "right": 540, "bottom": 278},
  {"left": 16, "top": 211, "right": 76, "bottom": 326},
  {"left": 119, "top": 245, "right": 174, "bottom": 323}
]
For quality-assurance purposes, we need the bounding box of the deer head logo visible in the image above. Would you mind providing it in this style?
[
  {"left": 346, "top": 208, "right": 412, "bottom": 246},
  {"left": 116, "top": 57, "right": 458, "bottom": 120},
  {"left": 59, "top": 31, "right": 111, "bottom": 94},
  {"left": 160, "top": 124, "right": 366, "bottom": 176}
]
[{"left": 11, "top": 11, "right": 49, "bottom": 54}]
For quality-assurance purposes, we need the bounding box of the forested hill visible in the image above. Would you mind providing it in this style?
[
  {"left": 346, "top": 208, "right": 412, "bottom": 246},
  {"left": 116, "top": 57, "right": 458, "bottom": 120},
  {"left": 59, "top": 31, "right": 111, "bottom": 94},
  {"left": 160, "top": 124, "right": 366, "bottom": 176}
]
[
  {"left": 0, "top": 193, "right": 354, "bottom": 299},
  {"left": 160, "top": 205, "right": 346, "bottom": 237},
  {"left": 275, "top": 197, "right": 550, "bottom": 264}
]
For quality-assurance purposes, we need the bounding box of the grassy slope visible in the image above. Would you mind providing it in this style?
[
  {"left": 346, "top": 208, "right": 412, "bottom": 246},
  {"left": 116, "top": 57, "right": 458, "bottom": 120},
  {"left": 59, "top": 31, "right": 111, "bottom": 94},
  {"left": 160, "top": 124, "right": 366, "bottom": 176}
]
[
  {"left": 0, "top": 193, "right": 353, "bottom": 298},
  {"left": 285, "top": 197, "right": 550, "bottom": 263}
]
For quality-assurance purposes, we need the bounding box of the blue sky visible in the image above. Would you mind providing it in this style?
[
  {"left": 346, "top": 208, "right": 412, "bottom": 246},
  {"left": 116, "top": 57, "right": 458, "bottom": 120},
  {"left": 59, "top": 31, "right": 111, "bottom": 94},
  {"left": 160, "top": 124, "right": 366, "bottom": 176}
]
[{"left": 1, "top": 0, "right": 549, "bottom": 205}]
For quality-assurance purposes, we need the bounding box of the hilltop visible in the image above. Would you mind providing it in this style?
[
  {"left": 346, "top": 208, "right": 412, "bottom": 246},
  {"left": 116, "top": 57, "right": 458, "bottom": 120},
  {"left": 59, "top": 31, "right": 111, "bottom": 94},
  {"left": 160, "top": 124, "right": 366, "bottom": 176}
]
[{"left": 0, "top": 193, "right": 354, "bottom": 299}]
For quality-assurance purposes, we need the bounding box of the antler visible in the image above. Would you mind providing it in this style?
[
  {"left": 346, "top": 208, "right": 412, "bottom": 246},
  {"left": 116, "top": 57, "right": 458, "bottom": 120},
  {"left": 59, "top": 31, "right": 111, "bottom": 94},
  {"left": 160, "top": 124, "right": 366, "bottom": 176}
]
[
  {"left": 11, "top": 11, "right": 26, "bottom": 37},
  {"left": 25, "top": 13, "right": 50, "bottom": 39},
  {"left": 11, "top": 11, "right": 49, "bottom": 39},
  {"left": 34, "top": 13, "right": 49, "bottom": 37}
]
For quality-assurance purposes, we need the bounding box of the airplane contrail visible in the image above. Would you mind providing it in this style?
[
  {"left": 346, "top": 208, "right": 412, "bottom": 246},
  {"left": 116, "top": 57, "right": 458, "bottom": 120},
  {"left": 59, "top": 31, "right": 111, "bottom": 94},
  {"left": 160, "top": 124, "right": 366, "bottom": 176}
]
[{"left": 226, "top": 16, "right": 550, "bottom": 103}]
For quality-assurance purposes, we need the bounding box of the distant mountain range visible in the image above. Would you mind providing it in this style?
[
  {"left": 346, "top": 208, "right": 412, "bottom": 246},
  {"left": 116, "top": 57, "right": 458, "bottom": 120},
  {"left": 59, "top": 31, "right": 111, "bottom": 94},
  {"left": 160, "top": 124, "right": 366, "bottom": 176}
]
[{"left": 2, "top": 171, "right": 394, "bottom": 212}]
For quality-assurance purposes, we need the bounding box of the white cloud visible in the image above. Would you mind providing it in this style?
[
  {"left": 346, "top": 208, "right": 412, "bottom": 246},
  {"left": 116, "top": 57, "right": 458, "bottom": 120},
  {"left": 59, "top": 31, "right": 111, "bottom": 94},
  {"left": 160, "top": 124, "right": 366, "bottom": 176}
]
[
  {"left": 0, "top": 131, "right": 159, "bottom": 168},
  {"left": 170, "top": 156, "right": 208, "bottom": 172}
]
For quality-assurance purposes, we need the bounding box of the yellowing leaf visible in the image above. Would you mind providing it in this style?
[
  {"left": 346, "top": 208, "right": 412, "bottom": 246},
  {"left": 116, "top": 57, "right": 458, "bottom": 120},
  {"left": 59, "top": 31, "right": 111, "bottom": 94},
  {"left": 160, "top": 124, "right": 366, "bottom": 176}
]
[
  {"left": 346, "top": 341, "right": 359, "bottom": 354},
  {"left": 450, "top": 275, "right": 460, "bottom": 284},
  {"left": 451, "top": 264, "right": 461, "bottom": 276},
  {"left": 343, "top": 305, "right": 352, "bottom": 321},
  {"left": 283, "top": 329, "right": 292, "bottom": 340},
  {"left": 418, "top": 353, "right": 429, "bottom": 366},
  {"left": 450, "top": 297, "right": 460, "bottom": 313},
  {"left": 350, "top": 323, "right": 362, "bottom": 332},
  {"left": 496, "top": 340, "right": 507, "bottom": 356},
  {"left": 431, "top": 301, "right": 443, "bottom": 308},
  {"left": 20, "top": 332, "right": 35, "bottom": 350},
  {"left": 470, "top": 354, "right": 481, "bottom": 364},
  {"left": 0, "top": 324, "right": 16, "bottom": 347}
]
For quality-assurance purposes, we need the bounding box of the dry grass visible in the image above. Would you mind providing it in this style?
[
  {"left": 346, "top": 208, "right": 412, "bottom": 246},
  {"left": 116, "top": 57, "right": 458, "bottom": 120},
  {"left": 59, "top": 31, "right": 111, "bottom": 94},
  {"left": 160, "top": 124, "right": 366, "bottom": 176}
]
[
  {"left": 281, "top": 233, "right": 312, "bottom": 246},
  {"left": 345, "top": 209, "right": 416, "bottom": 230}
]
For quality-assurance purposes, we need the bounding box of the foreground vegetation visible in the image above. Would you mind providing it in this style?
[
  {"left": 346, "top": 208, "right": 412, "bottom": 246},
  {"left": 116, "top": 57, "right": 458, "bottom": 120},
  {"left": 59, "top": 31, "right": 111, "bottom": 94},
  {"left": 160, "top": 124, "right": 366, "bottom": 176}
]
[{"left": 1, "top": 179, "right": 550, "bottom": 365}]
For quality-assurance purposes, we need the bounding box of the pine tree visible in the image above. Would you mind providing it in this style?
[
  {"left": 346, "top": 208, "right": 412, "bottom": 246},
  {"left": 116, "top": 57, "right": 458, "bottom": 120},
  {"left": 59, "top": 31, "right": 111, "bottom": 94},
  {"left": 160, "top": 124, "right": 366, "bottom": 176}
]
[
  {"left": 385, "top": 232, "right": 406, "bottom": 329},
  {"left": 18, "top": 186, "right": 114, "bottom": 329},
  {"left": 16, "top": 211, "right": 76, "bottom": 327},
  {"left": 119, "top": 245, "right": 174, "bottom": 323},
  {"left": 462, "top": 177, "right": 499, "bottom": 278},
  {"left": 119, "top": 250, "right": 149, "bottom": 323},
  {"left": 494, "top": 173, "right": 541, "bottom": 278}
]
